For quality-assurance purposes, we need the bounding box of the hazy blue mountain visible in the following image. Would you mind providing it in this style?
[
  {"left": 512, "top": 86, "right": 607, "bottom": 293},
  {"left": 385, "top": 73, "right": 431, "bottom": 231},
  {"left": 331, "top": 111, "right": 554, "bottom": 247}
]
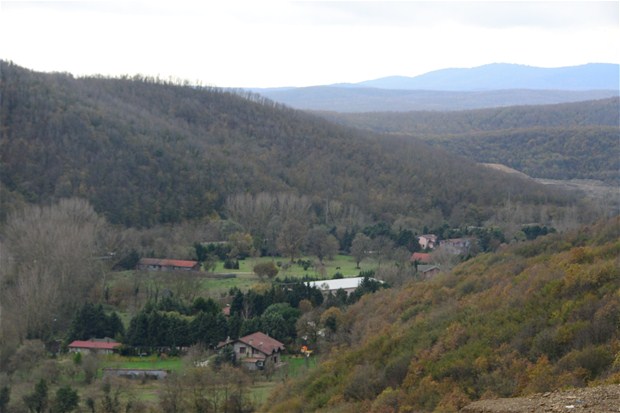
[
  {"left": 251, "top": 63, "right": 619, "bottom": 112},
  {"left": 354, "top": 63, "right": 620, "bottom": 91}
]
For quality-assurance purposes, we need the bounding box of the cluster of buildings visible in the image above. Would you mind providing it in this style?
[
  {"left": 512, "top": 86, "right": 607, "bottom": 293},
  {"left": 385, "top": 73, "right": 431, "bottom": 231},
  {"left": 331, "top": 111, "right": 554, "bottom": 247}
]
[
  {"left": 409, "top": 234, "right": 473, "bottom": 277},
  {"left": 68, "top": 332, "right": 286, "bottom": 373},
  {"left": 87, "top": 233, "right": 473, "bottom": 375}
]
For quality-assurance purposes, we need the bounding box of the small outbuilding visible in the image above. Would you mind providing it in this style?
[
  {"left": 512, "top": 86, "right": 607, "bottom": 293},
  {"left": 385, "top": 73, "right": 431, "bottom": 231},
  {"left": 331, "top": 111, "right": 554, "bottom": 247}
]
[{"left": 416, "top": 264, "right": 441, "bottom": 278}]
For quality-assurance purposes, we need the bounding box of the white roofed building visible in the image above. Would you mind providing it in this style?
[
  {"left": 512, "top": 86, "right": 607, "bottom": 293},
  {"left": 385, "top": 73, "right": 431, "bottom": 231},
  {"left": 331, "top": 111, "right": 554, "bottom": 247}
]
[{"left": 306, "top": 276, "right": 380, "bottom": 296}]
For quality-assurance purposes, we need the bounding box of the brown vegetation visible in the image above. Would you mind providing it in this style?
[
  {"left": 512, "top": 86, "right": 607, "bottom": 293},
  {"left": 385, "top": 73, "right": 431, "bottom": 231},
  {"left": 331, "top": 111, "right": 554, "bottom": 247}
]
[{"left": 265, "top": 218, "right": 620, "bottom": 412}]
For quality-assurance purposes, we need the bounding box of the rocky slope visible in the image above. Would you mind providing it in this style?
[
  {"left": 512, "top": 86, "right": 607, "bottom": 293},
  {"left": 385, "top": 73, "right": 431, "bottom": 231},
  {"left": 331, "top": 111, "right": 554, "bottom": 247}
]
[{"left": 461, "top": 385, "right": 620, "bottom": 413}]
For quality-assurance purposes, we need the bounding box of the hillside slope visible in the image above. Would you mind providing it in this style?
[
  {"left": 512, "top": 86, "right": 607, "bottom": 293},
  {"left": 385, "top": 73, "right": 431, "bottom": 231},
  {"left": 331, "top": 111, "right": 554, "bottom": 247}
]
[
  {"left": 321, "top": 98, "right": 620, "bottom": 185},
  {"left": 0, "top": 61, "right": 576, "bottom": 227},
  {"left": 265, "top": 218, "right": 620, "bottom": 412},
  {"left": 322, "top": 98, "right": 620, "bottom": 134}
]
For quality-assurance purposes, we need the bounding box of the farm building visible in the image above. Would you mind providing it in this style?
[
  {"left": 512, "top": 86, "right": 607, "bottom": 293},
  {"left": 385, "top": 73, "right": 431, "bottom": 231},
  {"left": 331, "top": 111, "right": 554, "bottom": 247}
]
[
  {"left": 417, "top": 234, "right": 438, "bottom": 249},
  {"left": 410, "top": 252, "right": 433, "bottom": 264},
  {"left": 217, "top": 332, "right": 285, "bottom": 371},
  {"left": 305, "top": 276, "right": 380, "bottom": 296},
  {"left": 68, "top": 338, "right": 121, "bottom": 355}
]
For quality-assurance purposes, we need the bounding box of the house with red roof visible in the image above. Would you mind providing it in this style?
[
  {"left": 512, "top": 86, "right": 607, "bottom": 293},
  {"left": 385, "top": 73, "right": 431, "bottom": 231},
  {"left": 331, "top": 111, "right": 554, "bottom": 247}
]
[
  {"left": 410, "top": 252, "right": 432, "bottom": 264},
  {"left": 217, "top": 332, "right": 285, "bottom": 371},
  {"left": 68, "top": 338, "right": 121, "bottom": 355},
  {"left": 136, "top": 258, "right": 200, "bottom": 271}
]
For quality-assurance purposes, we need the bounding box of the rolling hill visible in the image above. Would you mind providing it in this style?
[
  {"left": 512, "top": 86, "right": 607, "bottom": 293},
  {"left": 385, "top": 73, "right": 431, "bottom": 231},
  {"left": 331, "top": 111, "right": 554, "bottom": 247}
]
[
  {"left": 0, "top": 61, "right": 579, "bottom": 228},
  {"left": 320, "top": 98, "right": 620, "bottom": 185},
  {"left": 265, "top": 217, "right": 620, "bottom": 412}
]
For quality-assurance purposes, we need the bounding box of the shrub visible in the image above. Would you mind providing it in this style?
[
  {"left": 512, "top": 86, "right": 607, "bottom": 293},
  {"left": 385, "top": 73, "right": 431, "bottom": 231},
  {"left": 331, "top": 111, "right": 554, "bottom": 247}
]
[
  {"left": 557, "top": 346, "right": 614, "bottom": 380},
  {"left": 343, "top": 363, "right": 385, "bottom": 401}
]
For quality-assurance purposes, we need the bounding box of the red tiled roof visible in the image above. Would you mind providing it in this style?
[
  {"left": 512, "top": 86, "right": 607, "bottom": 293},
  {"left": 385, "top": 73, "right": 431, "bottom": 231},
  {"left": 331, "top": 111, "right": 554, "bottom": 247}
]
[
  {"left": 162, "top": 259, "right": 198, "bottom": 268},
  {"left": 68, "top": 340, "right": 121, "bottom": 350},
  {"left": 138, "top": 258, "right": 198, "bottom": 268},
  {"left": 411, "top": 252, "right": 432, "bottom": 263},
  {"left": 217, "top": 332, "right": 285, "bottom": 355},
  {"left": 239, "top": 332, "right": 285, "bottom": 355}
]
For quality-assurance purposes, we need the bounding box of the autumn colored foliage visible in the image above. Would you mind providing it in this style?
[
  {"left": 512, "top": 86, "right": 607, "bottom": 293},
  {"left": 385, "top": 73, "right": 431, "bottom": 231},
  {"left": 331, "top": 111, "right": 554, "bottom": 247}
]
[{"left": 265, "top": 218, "right": 620, "bottom": 412}]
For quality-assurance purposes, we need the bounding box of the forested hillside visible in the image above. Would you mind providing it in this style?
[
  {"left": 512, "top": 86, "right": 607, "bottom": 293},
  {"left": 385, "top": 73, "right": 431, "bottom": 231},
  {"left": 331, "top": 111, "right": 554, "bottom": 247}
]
[
  {"left": 265, "top": 217, "right": 620, "bottom": 412},
  {"left": 322, "top": 98, "right": 619, "bottom": 134},
  {"left": 0, "top": 61, "right": 577, "bottom": 228},
  {"left": 321, "top": 98, "right": 620, "bottom": 184}
]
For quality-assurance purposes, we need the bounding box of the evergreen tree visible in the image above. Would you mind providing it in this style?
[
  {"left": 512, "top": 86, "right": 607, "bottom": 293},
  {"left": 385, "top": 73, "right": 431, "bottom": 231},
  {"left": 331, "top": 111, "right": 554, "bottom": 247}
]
[
  {"left": 23, "top": 379, "right": 48, "bottom": 413},
  {"left": 105, "top": 312, "right": 125, "bottom": 339},
  {"left": 0, "top": 386, "right": 9, "bottom": 413},
  {"left": 126, "top": 312, "right": 149, "bottom": 347},
  {"left": 191, "top": 297, "right": 220, "bottom": 316},
  {"left": 51, "top": 386, "right": 79, "bottom": 413},
  {"left": 191, "top": 312, "right": 217, "bottom": 346},
  {"left": 230, "top": 289, "right": 245, "bottom": 318}
]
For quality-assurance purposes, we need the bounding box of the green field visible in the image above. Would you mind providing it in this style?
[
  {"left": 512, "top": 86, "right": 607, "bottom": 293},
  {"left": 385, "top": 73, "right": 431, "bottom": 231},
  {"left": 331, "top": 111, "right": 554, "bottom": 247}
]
[
  {"left": 212, "top": 254, "right": 376, "bottom": 279},
  {"left": 109, "top": 254, "right": 377, "bottom": 301},
  {"left": 279, "top": 355, "right": 318, "bottom": 379},
  {"left": 100, "top": 354, "right": 184, "bottom": 372},
  {"left": 250, "top": 355, "right": 319, "bottom": 407},
  {"left": 200, "top": 272, "right": 261, "bottom": 297},
  {"left": 93, "top": 353, "right": 318, "bottom": 409},
  {"left": 206, "top": 254, "right": 377, "bottom": 296}
]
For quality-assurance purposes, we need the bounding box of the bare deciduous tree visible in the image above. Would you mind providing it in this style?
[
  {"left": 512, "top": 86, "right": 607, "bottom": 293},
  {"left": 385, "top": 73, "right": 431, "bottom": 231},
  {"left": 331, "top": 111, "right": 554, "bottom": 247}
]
[
  {"left": 226, "top": 192, "right": 312, "bottom": 248},
  {"left": 304, "top": 226, "right": 339, "bottom": 264},
  {"left": 276, "top": 219, "right": 307, "bottom": 262},
  {"left": 350, "top": 233, "right": 371, "bottom": 269},
  {"left": 1, "top": 198, "right": 108, "bottom": 340}
]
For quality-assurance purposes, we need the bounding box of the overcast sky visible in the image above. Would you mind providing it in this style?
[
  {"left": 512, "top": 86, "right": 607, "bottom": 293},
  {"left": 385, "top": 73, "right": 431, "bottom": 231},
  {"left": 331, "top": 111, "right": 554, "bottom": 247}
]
[{"left": 1, "top": 1, "right": 618, "bottom": 88}]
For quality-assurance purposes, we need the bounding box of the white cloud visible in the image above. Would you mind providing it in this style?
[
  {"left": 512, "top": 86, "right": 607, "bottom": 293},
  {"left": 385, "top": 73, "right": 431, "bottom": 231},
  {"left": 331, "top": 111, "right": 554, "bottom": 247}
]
[{"left": 1, "top": 1, "right": 618, "bottom": 87}]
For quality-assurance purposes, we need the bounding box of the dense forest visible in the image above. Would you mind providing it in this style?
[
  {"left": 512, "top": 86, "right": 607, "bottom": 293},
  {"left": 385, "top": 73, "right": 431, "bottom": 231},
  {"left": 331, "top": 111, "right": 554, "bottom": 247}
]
[
  {"left": 322, "top": 98, "right": 619, "bottom": 134},
  {"left": 265, "top": 217, "right": 620, "bottom": 412},
  {"left": 321, "top": 98, "right": 620, "bottom": 184},
  {"left": 0, "top": 61, "right": 582, "bottom": 229}
]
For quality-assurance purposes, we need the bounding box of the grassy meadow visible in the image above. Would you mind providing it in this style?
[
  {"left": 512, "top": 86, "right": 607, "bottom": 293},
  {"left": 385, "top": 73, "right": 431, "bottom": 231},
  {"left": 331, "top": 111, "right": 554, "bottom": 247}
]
[{"left": 108, "top": 254, "right": 379, "bottom": 303}]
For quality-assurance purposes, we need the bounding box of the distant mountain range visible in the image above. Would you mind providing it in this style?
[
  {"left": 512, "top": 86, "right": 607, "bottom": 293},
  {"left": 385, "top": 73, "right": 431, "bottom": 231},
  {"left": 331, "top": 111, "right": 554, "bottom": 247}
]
[
  {"left": 251, "top": 63, "right": 619, "bottom": 112},
  {"left": 348, "top": 63, "right": 620, "bottom": 91}
]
